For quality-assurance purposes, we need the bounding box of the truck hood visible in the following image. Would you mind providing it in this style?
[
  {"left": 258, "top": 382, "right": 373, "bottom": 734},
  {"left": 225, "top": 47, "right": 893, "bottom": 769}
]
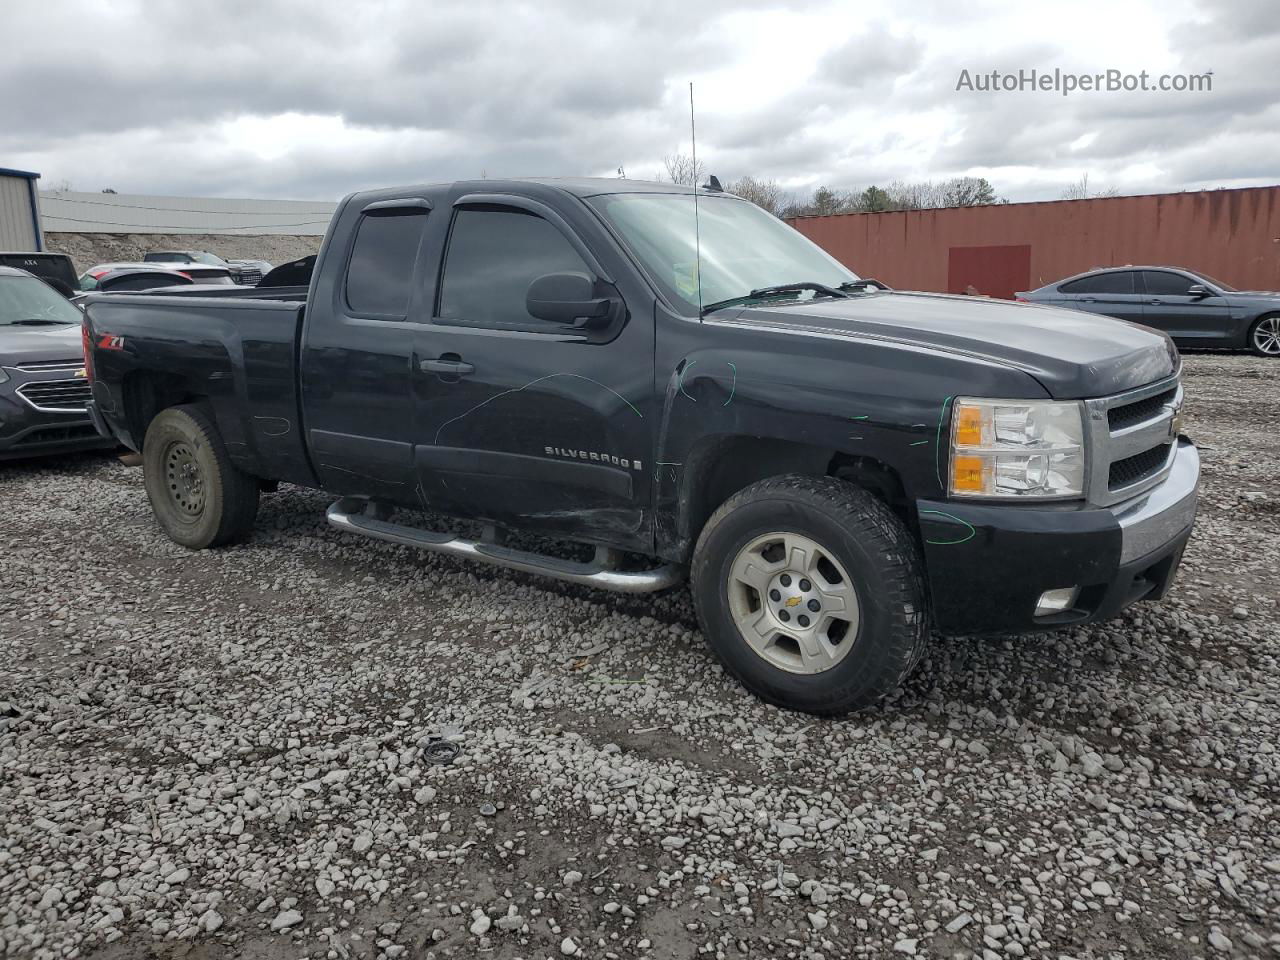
[
  {"left": 722, "top": 291, "right": 1176, "bottom": 399},
  {"left": 0, "top": 323, "right": 85, "bottom": 367}
]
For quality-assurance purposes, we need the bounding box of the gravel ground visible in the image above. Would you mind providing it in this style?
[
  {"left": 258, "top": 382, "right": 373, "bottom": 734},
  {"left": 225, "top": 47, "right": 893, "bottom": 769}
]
[{"left": 2, "top": 353, "right": 1278, "bottom": 960}]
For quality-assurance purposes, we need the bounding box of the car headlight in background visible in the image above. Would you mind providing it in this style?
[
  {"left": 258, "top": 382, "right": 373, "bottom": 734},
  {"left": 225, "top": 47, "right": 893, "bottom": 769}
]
[{"left": 949, "top": 398, "right": 1085, "bottom": 499}]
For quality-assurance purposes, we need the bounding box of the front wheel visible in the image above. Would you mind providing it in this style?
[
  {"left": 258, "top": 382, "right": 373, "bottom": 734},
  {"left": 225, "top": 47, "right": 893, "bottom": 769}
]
[
  {"left": 142, "top": 405, "right": 260, "bottom": 548},
  {"left": 1248, "top": 314, "right": 1280, "bottom": 357},
  {"left": 691, "top": 475, "right": 929, "bottom": 715}
]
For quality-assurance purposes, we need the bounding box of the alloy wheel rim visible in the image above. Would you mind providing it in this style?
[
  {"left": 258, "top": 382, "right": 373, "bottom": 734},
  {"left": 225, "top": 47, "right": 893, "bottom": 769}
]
[
  {"left": 1255, "top": 317, "right": 1280, "bottom": 355},
  {"left": 165, "top": 441, "right": 205, "bottom": 517},
  {"left": 726, "top": 531, "right": 860, "bottom": 675}
]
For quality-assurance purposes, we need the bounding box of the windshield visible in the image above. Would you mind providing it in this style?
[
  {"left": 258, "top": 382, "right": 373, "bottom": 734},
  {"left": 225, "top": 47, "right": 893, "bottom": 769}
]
[
  {"left": 588, "top": 193, "right": 859, "bottom": 314},
  {"left": 0, "top": 276, "right": 83, "bottom": 326}
]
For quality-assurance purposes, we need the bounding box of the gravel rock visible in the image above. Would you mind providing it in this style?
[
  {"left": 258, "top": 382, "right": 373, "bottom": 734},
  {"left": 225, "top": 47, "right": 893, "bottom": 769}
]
[{"left": 269, "top": 910, "right": 303, "bottom": 931}]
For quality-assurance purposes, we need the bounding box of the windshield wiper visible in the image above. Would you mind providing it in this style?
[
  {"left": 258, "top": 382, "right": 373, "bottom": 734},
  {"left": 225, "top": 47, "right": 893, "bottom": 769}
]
[
  {"left": 838, "top": 278, "right": 893, "bottom": 293},
  {"left": 701, "top": 281, "right": 849, "bottom": 316},
  {"left": 6, "top": 318, "right": 74, "bottom": 326}
]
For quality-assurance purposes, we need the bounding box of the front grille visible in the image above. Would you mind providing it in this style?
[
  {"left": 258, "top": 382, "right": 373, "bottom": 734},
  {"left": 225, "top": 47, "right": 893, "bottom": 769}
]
[
  {"left": 1108, "top": 387, "right": 1177, "bottom": 431},
  {"left": 1084, "top": 373, "right": 1182, "bottom": 506},
  {"left": 13, "top": 359, "right": 85, "bottom": 374},
  {"left": 1109, "top": 442, "right": 1172, "bottom": 490},
  {"left": 16, "top": 378, "right": 93, "bottom": 412}
]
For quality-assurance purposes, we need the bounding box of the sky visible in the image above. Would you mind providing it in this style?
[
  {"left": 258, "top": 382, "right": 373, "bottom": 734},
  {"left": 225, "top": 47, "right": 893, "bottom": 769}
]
[{"left": 2, "top": 0, "right": 1275, "bottom": 204}]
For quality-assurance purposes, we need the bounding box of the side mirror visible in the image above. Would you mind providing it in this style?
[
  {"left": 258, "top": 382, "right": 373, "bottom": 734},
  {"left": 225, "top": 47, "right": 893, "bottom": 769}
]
[
  {"left": 526, "top": 272, "right": 617, "bottom": 327},
  {"left": 1186, "top": 283, "right": 1211, "bottom": 299}
]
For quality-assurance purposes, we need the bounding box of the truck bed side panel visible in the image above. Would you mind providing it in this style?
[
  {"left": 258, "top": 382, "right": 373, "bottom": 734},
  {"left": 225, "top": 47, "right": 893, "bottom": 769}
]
[{"left": 85, "top": 296, "right": 317, "bottom": 487}]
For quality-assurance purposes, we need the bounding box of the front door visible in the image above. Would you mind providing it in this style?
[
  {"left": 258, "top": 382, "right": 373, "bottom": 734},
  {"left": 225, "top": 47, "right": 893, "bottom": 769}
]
[
  {"left": 411, "top": 199, "right": 654, "bottom": 551},
  {"left": 1140, "top": 270, "right": 1233, "bottom": 342}
]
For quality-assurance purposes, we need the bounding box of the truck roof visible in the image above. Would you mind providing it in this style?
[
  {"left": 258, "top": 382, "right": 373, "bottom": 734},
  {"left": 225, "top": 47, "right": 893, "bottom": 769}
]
[{"left": 347, "top": 177, "right": 704, "bottom": 204}]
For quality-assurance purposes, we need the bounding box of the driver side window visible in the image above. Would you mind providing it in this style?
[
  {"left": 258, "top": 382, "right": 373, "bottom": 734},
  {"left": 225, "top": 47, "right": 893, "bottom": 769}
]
[{"left": 437, "top": 207, "right": 591, "bottom": 330}]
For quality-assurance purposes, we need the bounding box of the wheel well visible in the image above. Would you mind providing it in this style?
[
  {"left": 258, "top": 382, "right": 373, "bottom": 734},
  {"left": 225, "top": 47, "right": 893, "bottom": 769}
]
[
  {"left": 121, "top": 372, "right": 207, "bottom": 448},
  {"left": 680, "top": 438, "right": 909, "bottom": 552}
]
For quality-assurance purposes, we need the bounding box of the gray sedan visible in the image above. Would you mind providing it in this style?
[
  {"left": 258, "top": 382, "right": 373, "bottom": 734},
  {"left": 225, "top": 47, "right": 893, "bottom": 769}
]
[{"left": 1017, "top": 266, "right": 1280, "bottom": 357}]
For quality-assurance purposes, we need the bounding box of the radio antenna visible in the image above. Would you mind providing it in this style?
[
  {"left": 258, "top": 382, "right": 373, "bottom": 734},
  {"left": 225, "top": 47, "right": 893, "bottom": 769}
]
[{"left": 689, "top": 81, "right": 703, "bottom": 319}]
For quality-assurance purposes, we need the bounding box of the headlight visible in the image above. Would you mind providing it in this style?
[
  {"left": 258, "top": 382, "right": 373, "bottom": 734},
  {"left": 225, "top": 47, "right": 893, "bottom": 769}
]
[{"left": 949, "top": 397, "right": 1085, "bottom": 499}]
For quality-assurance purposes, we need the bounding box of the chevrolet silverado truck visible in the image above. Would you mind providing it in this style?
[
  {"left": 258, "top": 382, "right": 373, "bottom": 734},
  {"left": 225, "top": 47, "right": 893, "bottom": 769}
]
[{"left": 81, "top": 178, "right": 1199, "bottom": 714}]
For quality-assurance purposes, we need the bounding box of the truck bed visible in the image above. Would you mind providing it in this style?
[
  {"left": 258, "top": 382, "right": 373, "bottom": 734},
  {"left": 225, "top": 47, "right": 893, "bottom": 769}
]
[{"left": 83, "top": 293, "right": 318, "bottom": 487}]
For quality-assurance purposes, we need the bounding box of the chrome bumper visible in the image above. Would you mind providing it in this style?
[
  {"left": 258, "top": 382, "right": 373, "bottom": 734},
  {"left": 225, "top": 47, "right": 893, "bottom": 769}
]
[{"left": 1111, "top": 438, "right": 1199, "bottom": 564}]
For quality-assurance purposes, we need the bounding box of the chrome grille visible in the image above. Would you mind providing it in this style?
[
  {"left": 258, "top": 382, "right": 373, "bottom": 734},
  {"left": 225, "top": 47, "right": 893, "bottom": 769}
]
[
  {"left": 1083, "top": 373, "right": 1183, "bottom": 506},
  {"left": 1109, "top": 443, "right": 1173, "bottom": 489},
  {"left": 1108, "top": 387, "right": 1177, "bottom": 431},
  {"left": 16, "top": 378, "right": 93, "bottom": 413},
  {"left": 14, "top": 359, "right": 85, "bottom": 374}
]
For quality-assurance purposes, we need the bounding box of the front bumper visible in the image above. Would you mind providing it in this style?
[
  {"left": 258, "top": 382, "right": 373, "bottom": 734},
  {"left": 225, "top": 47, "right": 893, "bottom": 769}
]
[
  {"left": 0, "top": 384, "right": 116, "bottom": 462},
  {"left": 918, "top": 438, "right": 1199, "bottom": 634}
]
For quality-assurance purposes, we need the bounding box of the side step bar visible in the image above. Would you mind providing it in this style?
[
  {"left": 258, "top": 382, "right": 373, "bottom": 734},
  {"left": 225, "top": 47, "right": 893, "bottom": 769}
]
[{"left": 325, "top": 497, "right": 685, "bottom": 594}]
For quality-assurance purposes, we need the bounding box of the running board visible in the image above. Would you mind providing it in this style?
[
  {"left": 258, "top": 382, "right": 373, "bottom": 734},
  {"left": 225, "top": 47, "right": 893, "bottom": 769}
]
[{"left": 325, "top": 497, "right": 684, "bottom": 594}]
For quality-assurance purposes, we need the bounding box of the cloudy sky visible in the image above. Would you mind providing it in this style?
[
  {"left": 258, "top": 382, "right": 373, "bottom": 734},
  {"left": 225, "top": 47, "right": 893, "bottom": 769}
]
[{"left": 2, "top": 0, "right": 1274, "bottom": 203}]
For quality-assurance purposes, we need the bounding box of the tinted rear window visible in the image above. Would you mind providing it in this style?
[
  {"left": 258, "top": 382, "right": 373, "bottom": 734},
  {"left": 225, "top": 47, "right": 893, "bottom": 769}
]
[
  {"left": 1060, "top": 272, "right": 1133, "bottom": 294},
  {"left": 345, "top": 209, "right": 429, "bottom": 317},
  {"left": 102, "top": 273, "right": 192, "bottom": 292},
  {"left": 186, "top": 269, "right": 233, "bottom": 284},
  {"left": 1142, "top": 271, "right": 1193, "bottom": 295}
]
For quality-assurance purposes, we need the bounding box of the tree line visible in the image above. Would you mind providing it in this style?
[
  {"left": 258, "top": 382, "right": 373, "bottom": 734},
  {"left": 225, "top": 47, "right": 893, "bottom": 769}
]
[{"left": 658, "top": 154, "right": 1124, "bottom": 217}]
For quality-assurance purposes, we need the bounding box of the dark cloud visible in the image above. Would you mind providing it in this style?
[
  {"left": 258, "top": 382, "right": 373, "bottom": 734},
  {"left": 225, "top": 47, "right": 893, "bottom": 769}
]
[{"left": 815, "top": 24, "right": 925, "bottom": 89}]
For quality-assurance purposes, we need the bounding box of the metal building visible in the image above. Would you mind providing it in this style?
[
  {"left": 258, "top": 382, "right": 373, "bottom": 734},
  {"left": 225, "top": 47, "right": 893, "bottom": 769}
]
[
  {"left": 790, "top": 186, "right": 1280, "bottom": 299},
  {"left": 0, "top": 167, "right": 44, "bottom": 250},
  {"left": 38, "top": 190, "right": 336, "bottom": 236}
]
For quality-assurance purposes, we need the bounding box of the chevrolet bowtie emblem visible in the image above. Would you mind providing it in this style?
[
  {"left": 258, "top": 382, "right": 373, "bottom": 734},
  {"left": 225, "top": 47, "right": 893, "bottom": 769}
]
[{"left": 785, "top": 596, "right": 802, "bottom": 608}]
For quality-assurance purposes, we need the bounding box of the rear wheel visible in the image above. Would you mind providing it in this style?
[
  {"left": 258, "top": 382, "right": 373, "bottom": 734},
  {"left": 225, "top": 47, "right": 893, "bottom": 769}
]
[
  {"left": 142, "top": 405, "right": 259, "bottom": 548},
  {"left": 691, "top": 475, "right": 929, "bottom": 715},
  {"left": 1249, "top": 314, "right": 1280, "bottom": 357}
]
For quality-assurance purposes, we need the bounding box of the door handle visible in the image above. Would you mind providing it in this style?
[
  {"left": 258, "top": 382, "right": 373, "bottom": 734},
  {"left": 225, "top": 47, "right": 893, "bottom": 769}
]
[
  {"left": 1081, "top": 297, "right": 1096, "bottom": 303},
  {"left": 1148, "top": 299, "right": 1162, "bottom": 305},
  {"left": 420, "top": 356, "right": 475, "bottom": 376}
]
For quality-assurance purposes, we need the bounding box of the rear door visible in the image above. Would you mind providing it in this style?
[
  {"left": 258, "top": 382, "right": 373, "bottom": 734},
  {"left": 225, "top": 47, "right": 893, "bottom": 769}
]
[
  {"left": 1140, "top": 270, "right": 1232, "bottom": 342},
  {"left": 410, "top": 194, "right": 654, "bottom": 551},
  {"left": 298, "top": 198, "right": 431, "bottom": 502},
  {"left": 1056, "top": 270, "right": 1145, "bottom": 323}
]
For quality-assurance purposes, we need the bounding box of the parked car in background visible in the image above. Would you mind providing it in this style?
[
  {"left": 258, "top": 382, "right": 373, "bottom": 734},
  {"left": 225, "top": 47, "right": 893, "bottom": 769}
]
[
  {"left": 73, "top": 268, "right": 197, "bottom": 300},
  {"left": 0, "top": 267, "right": 115, "bottom": 460},
  {"left": 144, "top": 250, "right": 264, "bottom": 285},
  {"left": 227, "top": 258, "right": 272, "bottom": 284},
  {"left": 1018, "top": 266, "right": 1280, "bottom": 357},
  {"left": 79, "top": 262, "right": 232, "bottom": 292},
  {"left": 0, "top": 252, "right": 78, "bottom": 298}
]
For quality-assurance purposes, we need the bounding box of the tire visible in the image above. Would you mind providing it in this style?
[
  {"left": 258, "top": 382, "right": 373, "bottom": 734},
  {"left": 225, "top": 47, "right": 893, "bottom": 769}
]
[
  {"left": 142, "top": 405, "right": 260, "bottom": 548},
  {"left": 1247, "top": 314, "right": 1280, "bottom": 357},
  {"left": 691, "top": 475, "right": 929, "bottom": 715}
]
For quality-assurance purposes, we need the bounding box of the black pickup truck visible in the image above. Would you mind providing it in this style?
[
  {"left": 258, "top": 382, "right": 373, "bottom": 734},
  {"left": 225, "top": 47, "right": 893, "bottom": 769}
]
[{"left": 82, "top": 178, "right": 1199, "bottom": 714}]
